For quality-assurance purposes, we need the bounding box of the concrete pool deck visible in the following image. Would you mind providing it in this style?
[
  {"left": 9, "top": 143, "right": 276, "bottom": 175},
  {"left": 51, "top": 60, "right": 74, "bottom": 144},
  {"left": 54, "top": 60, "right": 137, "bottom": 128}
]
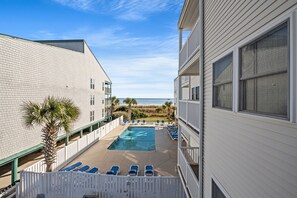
[{"left": 63, "top": 124, "right": 178, "bottom": 176}]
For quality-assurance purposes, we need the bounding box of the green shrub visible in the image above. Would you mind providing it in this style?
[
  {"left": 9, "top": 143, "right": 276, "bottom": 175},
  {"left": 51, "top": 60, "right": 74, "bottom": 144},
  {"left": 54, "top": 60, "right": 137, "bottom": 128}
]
[
  {"left": 112, "top": 111, "right": 128, "bottom": 120},
  {"left": 115, "top": 106, "right": 128, "bottom": 112},
  {"left": 131, "top": 109, "right": 148, "bottom": 119}
]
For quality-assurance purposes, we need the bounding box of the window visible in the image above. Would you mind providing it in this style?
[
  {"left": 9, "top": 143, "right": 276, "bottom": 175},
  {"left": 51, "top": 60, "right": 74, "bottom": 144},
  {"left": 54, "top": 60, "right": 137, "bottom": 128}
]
[
  {"left": 102, "top": 108, "right": 105, "bottom": 117},
  {"left": 192, "top": 86, "right": 200, "bottom": 101},
  {"left": 212, "top": 179, "right": 227, "bottom": 198},
  {"left": 102, "top": 99, "right": 104, "bottom": 104},
  {"left": 90, "top": 95, "right": 95, "bottom": 105},
  {"left": 239, "top": 22, "right": 289, "bottom": 118},
  {"left": 90, "top": 78, "right": 95, "bottom": 89},
  {"left": 90, "top": 111, "right": 94, "bottom": 122},
  {"left": 102, "top": 82, "right": 105, "bottom": 91},
  {"left": 213, "top": 53, "right": 233, "bottom": 109}
]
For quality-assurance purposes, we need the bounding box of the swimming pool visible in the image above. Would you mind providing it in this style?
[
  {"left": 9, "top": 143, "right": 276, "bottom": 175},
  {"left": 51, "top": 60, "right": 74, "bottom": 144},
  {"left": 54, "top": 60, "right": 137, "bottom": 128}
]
[{"left": 108, "top": 127, "right": 155, "bottom": 151}]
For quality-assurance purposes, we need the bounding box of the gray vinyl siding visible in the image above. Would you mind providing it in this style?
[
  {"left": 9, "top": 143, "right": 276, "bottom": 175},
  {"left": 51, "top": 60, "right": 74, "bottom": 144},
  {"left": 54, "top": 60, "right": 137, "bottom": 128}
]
[
  {"left": 203, "top": 1, "right": 297, "bottom": 198},
  {"left": 0, "top": 35, "right": 110, "bottom": 160}
]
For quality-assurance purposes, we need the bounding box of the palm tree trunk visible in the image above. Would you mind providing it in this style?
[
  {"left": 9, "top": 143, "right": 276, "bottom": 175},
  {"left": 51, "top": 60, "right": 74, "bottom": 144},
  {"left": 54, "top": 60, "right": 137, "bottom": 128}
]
[
  {"left": 128, "top": 107, "right": 131, "bottom": 121},
  {"left": 42, "top": 127, "right": 57, "bottom": 172}
]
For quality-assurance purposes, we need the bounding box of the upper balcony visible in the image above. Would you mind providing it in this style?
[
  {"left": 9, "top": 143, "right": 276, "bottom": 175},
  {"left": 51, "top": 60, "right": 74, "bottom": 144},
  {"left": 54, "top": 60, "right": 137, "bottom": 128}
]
[
  {"left": 179, "top": 100, "right": 200, "bottom": 131},
  {"left": 105, "top": 87, "right": 111, "bottom": 94},
  {"left": 181, "top": 76, "right": 190, "bottom": 87},
  {"left": 179, "top": 20, "right": 200, "bottom": 73}
]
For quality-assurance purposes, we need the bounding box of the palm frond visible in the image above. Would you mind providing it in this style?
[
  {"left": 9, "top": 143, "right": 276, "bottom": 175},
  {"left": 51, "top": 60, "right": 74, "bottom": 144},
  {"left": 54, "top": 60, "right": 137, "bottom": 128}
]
[{"left": 21, "top": 101, "right": 43, "bottom": 128}]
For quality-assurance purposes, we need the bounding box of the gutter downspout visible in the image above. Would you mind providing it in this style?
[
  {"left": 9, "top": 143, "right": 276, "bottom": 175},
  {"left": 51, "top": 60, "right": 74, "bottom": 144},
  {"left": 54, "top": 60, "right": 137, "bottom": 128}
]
[{"left": 199, "top": 0, "right": 204, "bottom": 197}]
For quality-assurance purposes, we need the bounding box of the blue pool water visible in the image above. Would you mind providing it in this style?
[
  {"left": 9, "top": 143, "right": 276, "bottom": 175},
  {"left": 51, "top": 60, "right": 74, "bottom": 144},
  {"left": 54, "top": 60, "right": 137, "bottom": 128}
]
[{"left": 108, "top": 127, "right": 155, "bottom": 151}]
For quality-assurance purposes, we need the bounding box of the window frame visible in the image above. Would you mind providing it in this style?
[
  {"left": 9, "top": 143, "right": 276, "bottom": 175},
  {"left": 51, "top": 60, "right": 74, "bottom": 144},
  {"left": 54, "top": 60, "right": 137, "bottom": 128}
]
[
  {"left": 238, "top": 20, "right": 290, "bottom": 120},
  {"left": 90, "top": 111, "right": 95, "bottom": 122},
  {"left": 211, "top": 177, "right": 230, "bottom": 198},
  {"left": 212, "top": 53, "right": 233, "bottom": 110},
  {"left": 90, "top": 78, "right": 95, "bottom": 89}
]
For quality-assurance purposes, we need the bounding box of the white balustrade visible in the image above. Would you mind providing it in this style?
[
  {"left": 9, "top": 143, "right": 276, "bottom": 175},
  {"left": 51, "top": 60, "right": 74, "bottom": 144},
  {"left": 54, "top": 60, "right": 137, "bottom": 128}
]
[
  {"left": 179, "top": 20, "right": 201, "bottom": 69},
  {"left": 24, "top": 117, "right": 122, "bottom": 173},
  {"left": 18, "top": 171, "right": 186, "bottom": 198},
  {"left": 178, "top": 148, "right": 199, "bottom": 198},
  {"left": 179, "top": 100, "right": 200, "bottom": 131}
]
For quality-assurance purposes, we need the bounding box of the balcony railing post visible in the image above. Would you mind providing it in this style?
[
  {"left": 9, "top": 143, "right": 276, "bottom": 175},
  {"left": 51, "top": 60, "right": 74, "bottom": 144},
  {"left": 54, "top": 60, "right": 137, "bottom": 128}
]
[{"left": 186, "top": 101, "right": 188, "bottom": 124}]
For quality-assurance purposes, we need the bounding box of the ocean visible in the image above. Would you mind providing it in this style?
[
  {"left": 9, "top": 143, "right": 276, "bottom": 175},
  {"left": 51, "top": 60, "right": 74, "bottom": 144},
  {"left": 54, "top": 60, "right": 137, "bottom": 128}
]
[{"left": 118, "top": 98, "right": 174, "bottom": 106}]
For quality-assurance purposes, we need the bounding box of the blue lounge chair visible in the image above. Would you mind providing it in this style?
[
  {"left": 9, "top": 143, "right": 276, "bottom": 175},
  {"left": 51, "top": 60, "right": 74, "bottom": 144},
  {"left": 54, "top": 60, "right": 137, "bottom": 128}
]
[
  {"left": 142, "top": 120, "right": 146, "bottom": 125},
  {"left": 128, "top": 165, "right": 139, "bottom": 176},
  {"left": 60, "top": 162, "right": 82, "bottom": 171},
  {"left": 76, "top": 165, "right": 90, "bottom": 172},
  {"left": 137, "top": 120, "right": 140, "bottom": 125},
  {"left": 132, "top": 119, "right": 135, "bottom": 124},
  {"left": 74, "top": 165, "right": 90, "bottom": 172},
  {"left": 161, "top": 120, "right": 165, "bottom": 126},
  {"left": 87, "top": 167, "right": 99, "bottom": 174},
  {"left": 155, "top": 120, "right": 160, "bottom": 125},
  {"left": 123, "top": 120, "right": 127, "bottom": 125},
  {"left": 106, "top": 166, "right": 120, "bottom": 175},
  {"left": 167, "top": 124, "right": 175, "bottom": 129},
  {"left": 144, "top": 165, "right": 154, "bottom": 176}
]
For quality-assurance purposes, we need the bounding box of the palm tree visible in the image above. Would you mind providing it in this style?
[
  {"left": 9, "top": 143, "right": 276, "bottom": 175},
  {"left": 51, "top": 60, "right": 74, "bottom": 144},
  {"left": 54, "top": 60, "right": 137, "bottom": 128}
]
[
  {"left": 163, "top": 101, "right": 173, "bottom": 120},
  {"left": 123, "top": 97, "right": 137, "bottom": 121},
  {"left": 111, "top": 96, "right": 120, "bottom": 112},
  {"left": 22, "top": 96, "right": 80, "bottom": 172}
]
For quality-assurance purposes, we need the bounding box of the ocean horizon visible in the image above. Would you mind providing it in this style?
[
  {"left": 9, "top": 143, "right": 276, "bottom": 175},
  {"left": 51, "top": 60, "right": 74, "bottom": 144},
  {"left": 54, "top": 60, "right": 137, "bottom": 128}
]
[{"left": 118, "top": 98, "right": 174, "bottom": 106}]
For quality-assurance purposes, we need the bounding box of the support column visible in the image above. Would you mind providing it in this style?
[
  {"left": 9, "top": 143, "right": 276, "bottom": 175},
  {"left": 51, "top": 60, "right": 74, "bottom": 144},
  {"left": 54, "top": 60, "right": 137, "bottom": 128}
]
[
  {"left": 179, "top": 29, "right": 183, "bottom": 51},
  {"left": 11, "top": 158, "right": 18, "bottom": 185},
  {"left": 65, "top": 135, "right": 69, "bottom": 146},
  {"left": 90, "top": 125, "right": 93, "bottom": 132},
  {"left": 80, "top": 130, "right": 83, "bottom": 138}
]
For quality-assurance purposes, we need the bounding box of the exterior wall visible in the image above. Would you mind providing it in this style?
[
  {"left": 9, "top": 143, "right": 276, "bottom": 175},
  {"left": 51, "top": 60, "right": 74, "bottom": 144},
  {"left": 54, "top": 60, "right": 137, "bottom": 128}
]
[
  {"left": 190, "top": 76, "right": 199, "bottom": 89},
  {"left": 0, "top": 35, "right": 110, "bottom": 160},
  {"left": 203, "top": 1, "right": 297, "bottom": 198}
]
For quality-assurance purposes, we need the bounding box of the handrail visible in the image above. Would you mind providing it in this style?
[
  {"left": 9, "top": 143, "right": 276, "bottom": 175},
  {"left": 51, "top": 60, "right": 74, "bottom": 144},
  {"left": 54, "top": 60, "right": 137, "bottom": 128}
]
[{"left": 179, "top": 19, "right": 200, "bottom": 53}]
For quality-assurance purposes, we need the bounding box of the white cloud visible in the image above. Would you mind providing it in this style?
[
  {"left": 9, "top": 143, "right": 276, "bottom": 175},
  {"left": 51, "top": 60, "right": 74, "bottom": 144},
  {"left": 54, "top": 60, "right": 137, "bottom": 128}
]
[
  {"left": 31, "top": 25, "right": 179, "bottom": 98},
  {"left": 51, "top": 0, "right": 183, "bottom": 21},
  {"left": 52, "top": 0, "right": 97, "bottom": 10}
]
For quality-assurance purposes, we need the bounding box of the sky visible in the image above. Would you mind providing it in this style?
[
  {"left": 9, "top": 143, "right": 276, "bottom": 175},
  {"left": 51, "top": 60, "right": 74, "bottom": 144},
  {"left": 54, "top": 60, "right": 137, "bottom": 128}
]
[{"left": 0, "top": 0, "right": 184, "bottom": 98}]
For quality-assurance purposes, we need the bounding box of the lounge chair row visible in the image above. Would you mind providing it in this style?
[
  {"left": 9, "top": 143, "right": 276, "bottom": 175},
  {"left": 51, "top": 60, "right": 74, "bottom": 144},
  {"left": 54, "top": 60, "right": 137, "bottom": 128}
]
[
  {"left": 60, "top": 163, "right": 155, "bottom": 176},
  {"left": 122, "top": 119, "right": 170, "bottom": 126},
  {"left": 59, "top": 162, "right": 99, "bottom": 173},
  {"left": 167, "top": 128, "right": 178, "bottom": 140},
  {"left": 127, "top": 165, "right": 155, "bottom": 176}
]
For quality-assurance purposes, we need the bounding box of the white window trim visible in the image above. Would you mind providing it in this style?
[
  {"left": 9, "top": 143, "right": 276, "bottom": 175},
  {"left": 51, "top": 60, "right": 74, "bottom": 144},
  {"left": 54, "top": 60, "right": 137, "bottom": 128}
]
[
  {"left": 212, "top": 51, "right": 234, "bottom": 111},
  {"left": 236, "top": 11, "right": 295, "bottom": 123},
  {"left": 211, "top": 176, "right": 231, "bottom": 198},
  {"left": 211, "top": 9, "right": 297, "bottom": 123}
]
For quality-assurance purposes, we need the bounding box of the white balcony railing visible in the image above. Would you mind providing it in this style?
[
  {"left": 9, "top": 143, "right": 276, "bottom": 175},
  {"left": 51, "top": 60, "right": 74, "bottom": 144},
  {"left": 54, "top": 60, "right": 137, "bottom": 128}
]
[
  {"left": 178, "top": 147, "right": 199, "bottom": 198},
  {"left": 179, "top": 20, "right": 201, "bottom": 69},
  {"left": 181, "top": 76, "right": 189, "bottom": 86},
  {"left": 179, "top": 100, "right": 200, "bottom": 131}
]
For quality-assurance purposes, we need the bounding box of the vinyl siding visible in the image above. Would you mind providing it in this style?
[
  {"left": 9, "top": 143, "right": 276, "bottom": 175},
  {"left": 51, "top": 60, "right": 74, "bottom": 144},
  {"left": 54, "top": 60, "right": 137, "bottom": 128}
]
[
  {"left": 0, "top": 35, "right": 110, "bottom": 160},
  {"left": 203, "top": 1, "right": 297, "bottom": 197}
]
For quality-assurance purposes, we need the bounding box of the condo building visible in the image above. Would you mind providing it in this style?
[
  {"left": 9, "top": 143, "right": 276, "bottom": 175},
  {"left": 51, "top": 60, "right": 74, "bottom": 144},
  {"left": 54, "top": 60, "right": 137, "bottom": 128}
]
[
  {"left": 177, "top": 0, "right": 297, "bottom": 198},
  {"left": 0, "top": 35, "right": 112, "bottom": 185}
]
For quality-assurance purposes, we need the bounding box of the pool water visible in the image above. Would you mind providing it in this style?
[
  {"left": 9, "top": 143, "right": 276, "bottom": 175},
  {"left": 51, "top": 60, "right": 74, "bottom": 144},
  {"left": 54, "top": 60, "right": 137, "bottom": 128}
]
[{"left": 108, "top": 127, "right": 155, "bottom": 151}]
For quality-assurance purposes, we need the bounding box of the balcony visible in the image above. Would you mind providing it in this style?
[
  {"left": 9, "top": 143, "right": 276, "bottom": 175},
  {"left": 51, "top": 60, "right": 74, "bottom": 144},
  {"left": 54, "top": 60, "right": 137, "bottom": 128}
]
[
  {"left": 105, "top": 87, "right": 111, "bottom": 94},
  {"left": 178, "top": 147, "right": 199, "bottom": 198},
  {"left": 179, "top": 20, "right": 200, "bottom": 70},
  {"left": 105, "top": 99, "right": 111, "bottom": 106},
  {"left": 179, "top": 100, "right": 200, "bottom": 131},
  {"left": 181, "top": 76, "right": 189, "bottom": 87}
]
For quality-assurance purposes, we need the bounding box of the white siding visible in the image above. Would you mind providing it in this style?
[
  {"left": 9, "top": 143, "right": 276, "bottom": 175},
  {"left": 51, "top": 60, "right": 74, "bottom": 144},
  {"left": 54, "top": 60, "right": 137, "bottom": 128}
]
[
  {"left": 203, "top": 1, "right": 297, "bottom": 198},
  {"left": 190, "top": 76, "right": 200, "bottom": 88},
  {"left": 0, "top": 35, "right": 110, "bottom": 160}
]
